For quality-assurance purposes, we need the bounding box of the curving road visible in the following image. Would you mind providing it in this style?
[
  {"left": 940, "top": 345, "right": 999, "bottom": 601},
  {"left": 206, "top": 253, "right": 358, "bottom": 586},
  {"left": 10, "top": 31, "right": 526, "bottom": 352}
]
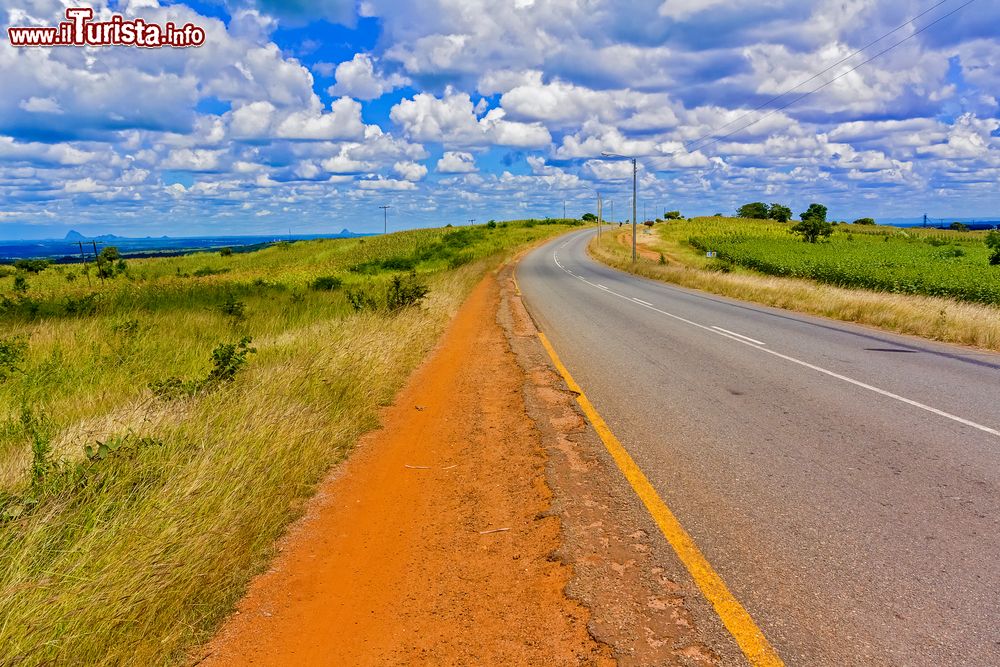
[{"left": 517, "top": 229, "right": 1000, "bottom": 666}]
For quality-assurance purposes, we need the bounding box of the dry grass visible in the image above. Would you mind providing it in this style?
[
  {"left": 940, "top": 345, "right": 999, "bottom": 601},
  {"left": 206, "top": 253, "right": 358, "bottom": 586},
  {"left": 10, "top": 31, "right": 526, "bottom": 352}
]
[
  {"left": 0, "top": 221, "right": 577, "bottom": 665},
  {"left": 590, "top": 227, "right": 1000, "bottom": 352}
]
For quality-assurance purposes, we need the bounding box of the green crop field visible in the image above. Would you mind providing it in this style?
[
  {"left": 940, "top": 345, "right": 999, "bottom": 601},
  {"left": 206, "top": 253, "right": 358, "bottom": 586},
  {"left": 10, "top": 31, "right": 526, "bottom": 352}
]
[
  {"left": 0, "top": 219, "right": 578, "bottom": 665},
  {"left": 673, "top": 217, "right": 1000, "bottom": 305}
]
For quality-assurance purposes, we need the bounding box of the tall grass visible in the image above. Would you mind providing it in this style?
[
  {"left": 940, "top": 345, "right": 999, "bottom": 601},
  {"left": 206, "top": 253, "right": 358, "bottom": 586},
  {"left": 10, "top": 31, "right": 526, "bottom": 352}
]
[
  {"left": 0, "top": 220, "right": 578, "bottom": 665},
  {"left": 590, "top": 222, "right": 1000, "bottom": 352}
]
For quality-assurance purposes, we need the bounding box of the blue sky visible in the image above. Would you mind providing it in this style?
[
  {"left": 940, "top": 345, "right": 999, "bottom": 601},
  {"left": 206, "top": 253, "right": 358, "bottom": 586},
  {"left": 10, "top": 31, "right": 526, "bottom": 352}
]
[{"left": 0, "top": 0, "right": 998, "bottom": 238}]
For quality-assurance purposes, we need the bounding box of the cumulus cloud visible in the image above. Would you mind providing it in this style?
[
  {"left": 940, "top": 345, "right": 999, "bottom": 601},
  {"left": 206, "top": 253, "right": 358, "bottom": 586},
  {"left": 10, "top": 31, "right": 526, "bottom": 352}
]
[
  {"left": 436, "top": 151, "right": 478, "bottom": 173},
  {"left": 328, "top": 53, "right": 410, "bottom": 100}
]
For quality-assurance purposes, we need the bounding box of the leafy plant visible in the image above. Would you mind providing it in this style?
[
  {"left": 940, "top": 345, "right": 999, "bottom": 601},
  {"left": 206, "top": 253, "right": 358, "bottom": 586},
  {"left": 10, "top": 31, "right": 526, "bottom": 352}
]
[
  {"left": 386, "top": 272, "right": 429, "bottom": 311},
  {"left": 768, "top": 204, "right": 792, "bottom": 223},
  {"left": 737, "top": 202, "right": 769, "bottom": 219},
  {"left": 151, "top": 337, "right": 256, "bottom": 399},
  {"left": 791, "top": 217, "right": 833, "bottom": 243},
  {"left": 218, "top": 294, "right": 246, "bottom": 320},
  {"left": 852, "top": 217, "right": 876, "bottom": 225},
  {"left": 345, "top": 287, "right": 379, "bottom": 312},
  {"left": 986, "top": 230, "right": 1000, "bottom": 266},
  {"left": 13, "top": 259, "right": 49, "bottom": 274},
  {"left": 0, "top": 335, "right": 28, "bottom": 381},
  {"left": 13, "top": 273, "right": 28, "bottom": 293},
  {"left": 309, "top": 275, "right": 343, "bottom": 291},
  {"left": 220, "top": 247, "right": 233, "bottom": 257}
]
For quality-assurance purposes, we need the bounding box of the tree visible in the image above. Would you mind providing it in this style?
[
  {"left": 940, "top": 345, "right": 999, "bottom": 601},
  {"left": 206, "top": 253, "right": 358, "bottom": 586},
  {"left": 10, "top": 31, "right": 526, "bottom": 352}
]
[
  {"left": 220, "top": 247, "right": 233, "bottom": 257},
  {"left": 13, "top": 259, "right": 49, "bottom": 274},
  {"left": 791, "top": 218, "right": 833, "bottom": 243},
  {"left": 949, "top": 222, "right": 968, "bottom": 232},
  {"left": 664, "top": 210, "right": 682, "bottom": 220},
  {"left": 985, "top": 230, "right": 1000, "bottom": 266},
  {"left": 800, "top": 203, "right": 828, "bottom": 223},
  {"left": 768, "top": 203, "right": 792, "bottom": 223},
  {"left": 582, "top": 212, "right": 597, "bottom": 222},
  {"left": 737, "top": 202, "right": 769, "bottom": 219},
  {"left": 852, "top": 217, "right": 876, "bottom": 225}
]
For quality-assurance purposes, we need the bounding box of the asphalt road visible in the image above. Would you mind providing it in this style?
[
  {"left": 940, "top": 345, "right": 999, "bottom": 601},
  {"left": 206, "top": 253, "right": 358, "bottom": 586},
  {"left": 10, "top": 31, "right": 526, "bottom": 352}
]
[{"left": 517, "top": 229, "right": 1000, "bottom": 666}]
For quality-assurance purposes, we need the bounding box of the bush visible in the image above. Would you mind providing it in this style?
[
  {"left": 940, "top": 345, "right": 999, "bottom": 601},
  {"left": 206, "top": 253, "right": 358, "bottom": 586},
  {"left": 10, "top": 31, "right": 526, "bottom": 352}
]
[
  {"left": 13, "top": 273, "right": 28, "bottom": 293},
  {"left": 665, "top": 211, "right": 682, "bottom": 220},
  {"left": 345, "top": 287, "right": 379, "bottom": 312},
  {"left": 486, "top": 220, "right": 497, "bottom": 229},
  {"left": 949, "top": 222, "right": 968, "bottom": 232},
  {"left": 386, "top": 272, "right": 429, "bottom": 311},
  {"left": 151, "top": 337, "right": 256, "bottom": 399},
  {"left": 218, "top": 294, "right": 246, "bottom": 320},
  {"left": 309, "top": 275, "right": 343, "bottom": 291},
  {"left": 0, "top": 335, "right": 28, "bottom": 381},
  {"left": 193, "top": 266, "right": 230, "bottom": 277},
  {"left": 13, "top": 259, "right": 49, "bottom": 274},
  {"left": 0, "top": 266, "right": 14, "bottom": 279},
  {"left": 986, "top": 230, "right": 1000, "bottom": 266},
  {"left": 63, "top": 293, "right": 99, "bottom": 316},
  {"left": 220, "top": 247, "right": 233, "bottom": 257},
  {"left": 852, "top": 217, "right": 876, "bottom": 225}
]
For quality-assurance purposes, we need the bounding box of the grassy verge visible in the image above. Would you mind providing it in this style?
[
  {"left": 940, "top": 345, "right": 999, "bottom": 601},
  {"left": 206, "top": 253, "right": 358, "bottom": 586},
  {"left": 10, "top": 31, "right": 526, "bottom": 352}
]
[
  {"left": 0, "top": 220, "right": 578, "bottom": 665},
  {"left": 590, "top": 222, "right": 1000, "bottom": 352}
]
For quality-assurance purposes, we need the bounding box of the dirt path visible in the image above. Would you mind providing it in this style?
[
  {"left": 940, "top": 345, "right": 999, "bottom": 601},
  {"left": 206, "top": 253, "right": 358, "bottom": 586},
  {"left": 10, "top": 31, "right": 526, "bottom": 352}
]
[{"left": 199, "top": 271, "right": 614, "bottom": 666}]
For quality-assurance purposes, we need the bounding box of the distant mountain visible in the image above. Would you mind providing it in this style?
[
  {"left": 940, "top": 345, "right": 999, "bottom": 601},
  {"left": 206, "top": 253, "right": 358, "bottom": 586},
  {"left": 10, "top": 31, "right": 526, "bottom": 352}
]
[{"left": 64, "top": 230, "right": 126, "bottom": 242}]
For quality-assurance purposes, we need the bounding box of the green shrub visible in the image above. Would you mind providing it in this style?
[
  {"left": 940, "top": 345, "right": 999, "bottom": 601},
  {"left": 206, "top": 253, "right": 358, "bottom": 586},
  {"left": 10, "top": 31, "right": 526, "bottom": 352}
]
[
  {"left": 13, "top": 259, "right": 49, "bottom": 274},
  {"left": 309, "top": 275, "right": 343, "bottom": 291},
  {"left": 345, "top": 286, "right": 379, "bottom": 312},
  {"left": 852, "top": 217, "right": 876, "bottom": 225},
  {"left": 0, "top": 335, "right": 28, "bottom": 381},
  {"left": 220, "top": 247, "right": 233, "bottom": 257},
  {"left": 13, "top": 273, "right": 28, "bottom": 293},
  {"left": 0, "top": 266, "right": 15, "bottom": 278},
  {"left": 218, "top": 294, "right": 246, "bottom": 320},
  {"left": 386, "top": 272, "right": 429, "bottom": 311},
  {"left": 193, "top": 266, "right": 230, "bottom": 277},
  {"left": 151, "top": 337, "right": 255, "bottom": 399}
]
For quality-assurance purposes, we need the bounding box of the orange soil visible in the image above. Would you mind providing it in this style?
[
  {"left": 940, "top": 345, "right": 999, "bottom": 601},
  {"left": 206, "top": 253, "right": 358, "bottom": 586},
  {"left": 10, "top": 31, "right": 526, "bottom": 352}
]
[{"left": 200, "top": 272, "right": 613, "bottom": 666}]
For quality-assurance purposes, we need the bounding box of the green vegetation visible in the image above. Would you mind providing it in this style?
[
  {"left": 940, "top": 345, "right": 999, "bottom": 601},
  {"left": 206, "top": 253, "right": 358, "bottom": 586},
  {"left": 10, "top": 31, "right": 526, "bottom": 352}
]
[
  {"left": 0, "top": 219, "right": 578, "bottom": 665},
  {"left": 590, "top": 218, "right": 1000, "bottom": 351},
  {"left": 681, "top": 217, "right": 1000, "bottom": 304}
]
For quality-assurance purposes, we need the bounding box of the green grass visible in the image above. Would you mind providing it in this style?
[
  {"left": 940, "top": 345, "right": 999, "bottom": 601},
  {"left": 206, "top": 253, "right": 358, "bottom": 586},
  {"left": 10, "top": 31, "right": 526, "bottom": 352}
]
[
  {"left": 676, "top": 217, "right": 999, "bottom": 305},
  {"left": 0, "top": 219, "right": 579, "bottom": 665}
]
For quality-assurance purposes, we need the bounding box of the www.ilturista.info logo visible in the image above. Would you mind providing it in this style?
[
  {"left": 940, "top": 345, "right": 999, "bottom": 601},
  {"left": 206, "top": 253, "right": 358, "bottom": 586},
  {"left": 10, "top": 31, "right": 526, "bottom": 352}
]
[{"left": 7, "top": 7, "right": 206, "bottom": 48}]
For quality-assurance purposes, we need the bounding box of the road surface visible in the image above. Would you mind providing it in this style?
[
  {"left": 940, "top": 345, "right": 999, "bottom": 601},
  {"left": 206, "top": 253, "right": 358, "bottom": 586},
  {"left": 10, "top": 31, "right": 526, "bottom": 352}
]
[{"left": 517, "top": 229, "right": 1000, "bottom": 666}]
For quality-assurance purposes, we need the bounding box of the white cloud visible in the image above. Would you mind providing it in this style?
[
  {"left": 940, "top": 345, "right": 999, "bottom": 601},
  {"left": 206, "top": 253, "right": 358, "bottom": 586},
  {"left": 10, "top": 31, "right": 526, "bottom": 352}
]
[
  {"left": 328, "top": 53, "right": 410, "bottom": 100},
  {"left": 390, "top": 88, "right": 551, "bottom": 147},
  {"left": 436, "top": 151, "right": 478, "bottom": 173},
  {"left": 394, "top": 160, "right": 428, "bottom": 181}
]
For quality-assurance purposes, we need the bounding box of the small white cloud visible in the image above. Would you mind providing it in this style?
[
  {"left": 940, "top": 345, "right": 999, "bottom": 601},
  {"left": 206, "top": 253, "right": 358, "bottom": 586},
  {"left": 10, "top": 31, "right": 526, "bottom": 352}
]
[
  {"left": 19, "top": 97, "right": 63, "bottom": 114},
  {"left": 394, "top": 160, "right": 428, "bottom": 181},
  {"left": 328, "top": 53, "right": 410, "bottom": 101},
  {"left": 436, "top": 151, "right": 478, "bottom": 173}
]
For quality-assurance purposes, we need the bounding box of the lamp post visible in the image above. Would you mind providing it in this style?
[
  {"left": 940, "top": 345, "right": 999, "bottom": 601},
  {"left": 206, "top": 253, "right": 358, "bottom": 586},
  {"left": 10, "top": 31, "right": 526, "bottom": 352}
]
[
  {"left": 379, "top": 204, "right": 391, "bottom": 234},
  {"left": 601, "top": 152, "right": 638, "bottom": 262},
  {"left": 596, "top": 192, "right": 602, "bottom": 238}
]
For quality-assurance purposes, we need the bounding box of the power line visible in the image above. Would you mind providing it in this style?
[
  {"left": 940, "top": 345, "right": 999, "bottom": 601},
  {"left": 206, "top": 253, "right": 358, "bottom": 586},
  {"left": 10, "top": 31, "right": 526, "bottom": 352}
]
[
  {"left": 675, "top": 0, "right": 976, "bottom": 160},
  {"left": 682, "top": 0, "right": 954, "bottom": 154}
]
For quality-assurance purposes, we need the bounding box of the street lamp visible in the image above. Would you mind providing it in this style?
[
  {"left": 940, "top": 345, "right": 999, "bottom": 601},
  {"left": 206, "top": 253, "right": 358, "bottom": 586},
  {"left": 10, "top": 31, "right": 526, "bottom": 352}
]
[{"left": 601, "top": 152, "right": 638, "bottom": 262}]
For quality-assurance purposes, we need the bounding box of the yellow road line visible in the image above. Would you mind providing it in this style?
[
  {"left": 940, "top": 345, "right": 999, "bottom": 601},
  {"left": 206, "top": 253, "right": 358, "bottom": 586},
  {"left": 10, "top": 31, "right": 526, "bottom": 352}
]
[{"left": 537, "top": 331, "right": 784, "bottom": 667}]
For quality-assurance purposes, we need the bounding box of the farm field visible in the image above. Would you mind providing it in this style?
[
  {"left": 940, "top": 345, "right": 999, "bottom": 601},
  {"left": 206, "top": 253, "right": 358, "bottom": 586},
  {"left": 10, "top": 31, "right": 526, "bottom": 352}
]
[
  {"left": 679, "top": 217, "right": 1000, "bottom": 305},
  {"left": 590, "top": 217, "right": 1000, "bottom": 351},
  {"left": 0, "top": 219, "right": 577, "bottom": 665}
]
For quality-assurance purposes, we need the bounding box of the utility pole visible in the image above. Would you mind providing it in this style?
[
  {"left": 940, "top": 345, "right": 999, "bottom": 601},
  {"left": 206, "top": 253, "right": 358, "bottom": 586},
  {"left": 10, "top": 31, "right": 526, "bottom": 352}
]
[
  {"left": 563, "top": 201, "right": 566, "bottom": 220},
  {"left": 923, "top": 213, "right": 927, "bottom": 228},
  {"left": 91, "top": 240, "right": 104, "bottom": 286},
  {"left": 379, "top": 205, "right": 391, "bottom": 234},
  {"left": 597, "top": 192, "right": 602, "bottom": 238},
  {"left": 602, "top": 153, "right": 638, "bottom": 262},
  {"left": 77, "top": 241, "right": 92, "bottom": 287},
  {"left": 469, "top": 218, "right": 475, "bottom": 226}
]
